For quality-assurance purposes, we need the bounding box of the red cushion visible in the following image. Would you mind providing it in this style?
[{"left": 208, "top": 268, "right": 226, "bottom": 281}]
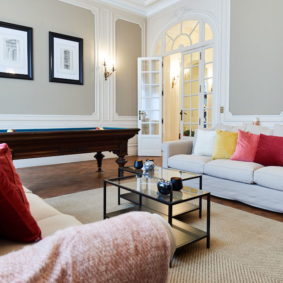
[
  {"left": 0, "top": 144, "right": 29, "bottom": 208},
  {"left": 254, "top": 134, "right": 283, "bottom": 166},
  {"left": 0, "top": 144, "right": 41, "bottom": 242},
  {"left": 231, "top": 130, "right": 260, "bottom": 162}
]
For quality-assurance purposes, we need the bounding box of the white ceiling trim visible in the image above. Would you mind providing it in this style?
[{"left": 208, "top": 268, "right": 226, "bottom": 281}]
[{"left": 94, "top": 0, "right": 180, "bottom": 16}]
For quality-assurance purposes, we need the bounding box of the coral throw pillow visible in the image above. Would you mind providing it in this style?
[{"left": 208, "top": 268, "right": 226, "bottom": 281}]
[
  {"left": 212, "top": 130, "right": 238, "bottom": 159},
  {"left": 0, "top": 144, "right": 42, "bottom": 242},
  {"left": 254, "top": 134, "right": 283, "bottom": 166},
  {"left": 231, "top": 130, "right": 260, "bottom": 162}
]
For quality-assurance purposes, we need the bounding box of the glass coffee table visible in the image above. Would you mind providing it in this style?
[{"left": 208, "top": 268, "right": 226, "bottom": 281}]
[
  {"left": 103, "top": 173, "right": 210, "bottom": 249},
  {"left": 118, "top": 166, "right": 203, "bottom": 218}
]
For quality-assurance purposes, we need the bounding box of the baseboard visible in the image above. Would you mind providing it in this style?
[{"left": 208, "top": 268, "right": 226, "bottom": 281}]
[{"left": 14, "top": 144, "right": 137, "bottom": 168}]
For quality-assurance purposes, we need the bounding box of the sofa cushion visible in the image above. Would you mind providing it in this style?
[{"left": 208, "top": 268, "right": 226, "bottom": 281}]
[
  {"left": 26, "top": 193, "right": 61, "bottom": 222},
  {"left": 254, "top": 167, "right": 283, "bottom": 192},
  {"left": 168, "top": 154, "right": 211, "bottom": 174},
  {"left": 231, "top": 130, "right": 259, "bottom": 162},
  {"left": 204, "top": 159, "right": 263, "bottom": 184},
  {"left": 193, "top": 129, "right": 216, "bottom": 156},
  {"left": 212, "top": 130, "right": 238, "bottom": 159},
  {"left": 254, "top": 134, "right": 283, "bottom": 166},
  {"left": 38, "top": 214, "right": 81, "bottom": 238}
]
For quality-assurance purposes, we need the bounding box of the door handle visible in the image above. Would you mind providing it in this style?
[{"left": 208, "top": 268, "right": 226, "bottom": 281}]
[{"left": 180, "top": 110, "right": 183, "bottom": 121}]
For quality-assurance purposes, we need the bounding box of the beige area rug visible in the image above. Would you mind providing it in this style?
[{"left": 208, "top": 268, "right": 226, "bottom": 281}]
[{"left": 46, "top": 188, "right": 283, "bottom": 283}]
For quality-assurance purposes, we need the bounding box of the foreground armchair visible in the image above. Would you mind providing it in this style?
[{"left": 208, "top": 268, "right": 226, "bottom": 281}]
[{"left": 0, "top": 212, "right": 175, "bottom": 283}]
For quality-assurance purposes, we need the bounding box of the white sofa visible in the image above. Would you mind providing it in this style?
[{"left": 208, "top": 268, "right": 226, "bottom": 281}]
[
  {"left": 162, "top": 130, "right": 283, "bottom": 213},
  {"left": 0, "top": 187, "right": 82, "bottom": 256}
]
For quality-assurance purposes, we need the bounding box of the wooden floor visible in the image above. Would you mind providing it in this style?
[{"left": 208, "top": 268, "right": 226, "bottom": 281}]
[{"left": 17, "top": 156, "right": 283, "bottom": 222}]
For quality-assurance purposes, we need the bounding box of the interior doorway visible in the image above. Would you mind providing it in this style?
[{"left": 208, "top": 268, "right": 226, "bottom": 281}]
[{"left": 163, "top": 53, "right": 181, "bottom": 142}]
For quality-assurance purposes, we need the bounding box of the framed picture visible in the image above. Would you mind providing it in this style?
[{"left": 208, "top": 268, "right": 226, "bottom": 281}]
[
  {"left": 0, "top": 21, "right": 33, "bottom": 80},
  {"left": 49, "top": 32, "right": 83, "bottom": 85}
]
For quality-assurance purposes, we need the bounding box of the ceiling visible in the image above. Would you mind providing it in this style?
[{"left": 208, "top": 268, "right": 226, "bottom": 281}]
[{"left": 98, "top": 0, "right": 180, "bottom": 16}]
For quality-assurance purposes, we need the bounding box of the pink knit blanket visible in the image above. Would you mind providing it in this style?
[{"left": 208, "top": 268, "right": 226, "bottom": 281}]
[{"left": 0, "top": 212, "right": 174, "bottom": 283}]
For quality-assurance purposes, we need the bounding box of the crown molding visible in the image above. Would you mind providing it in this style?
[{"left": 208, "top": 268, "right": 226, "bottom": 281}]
[{"left": 61, "top": 0, "right": 181, "bottom": 16}]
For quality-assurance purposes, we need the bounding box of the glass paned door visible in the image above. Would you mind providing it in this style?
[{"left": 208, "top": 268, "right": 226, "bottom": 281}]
[
  {"left": 138, "top": 57, "right": 162, "bottom": 156},
  {"left": 181, "top": 50, "right": 201, "bottom": 137},
  {"left": 181, "top": 47, "right": 214, "bottom": 137}
]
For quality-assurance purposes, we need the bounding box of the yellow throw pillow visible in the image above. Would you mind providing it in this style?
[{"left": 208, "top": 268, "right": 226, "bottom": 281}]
[{"left": 212, "top": 130, "right": 238, "bottom": 159}]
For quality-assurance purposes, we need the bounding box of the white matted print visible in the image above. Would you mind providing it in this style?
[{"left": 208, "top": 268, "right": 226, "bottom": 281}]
[
  {"left": 0, "top": 21, "right": 33, "bottom": 80},
  {"left": 49, "top": 32, "right": 83, "bottom": 85}
]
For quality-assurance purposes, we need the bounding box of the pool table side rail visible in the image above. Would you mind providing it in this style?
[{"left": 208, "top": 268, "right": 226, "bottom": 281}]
[{"left": 0, "top": 128, "right": 140, "bottom": 160}]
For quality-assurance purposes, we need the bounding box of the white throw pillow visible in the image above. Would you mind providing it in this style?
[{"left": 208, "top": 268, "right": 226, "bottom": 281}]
[{"left": 193, "top": 129, "right": 216, "bottom": 156}]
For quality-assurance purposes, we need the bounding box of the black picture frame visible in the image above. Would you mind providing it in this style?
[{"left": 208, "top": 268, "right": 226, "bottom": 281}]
[
  {"left": 0, "top": 21, "right": 33, "bottom": 80},
  {"left": 49, "top": 32, "right": 83, "bottom": 85}
]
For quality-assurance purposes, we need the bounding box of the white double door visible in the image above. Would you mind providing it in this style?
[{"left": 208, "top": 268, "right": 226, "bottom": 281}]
[{"left": 137, "top": 47, "right": 213, "bottom": 155}]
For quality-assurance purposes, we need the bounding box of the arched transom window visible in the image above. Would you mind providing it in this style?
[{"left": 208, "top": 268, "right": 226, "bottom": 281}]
[{"left": 155, "top": 20, "right": 213, "bottom": 56}]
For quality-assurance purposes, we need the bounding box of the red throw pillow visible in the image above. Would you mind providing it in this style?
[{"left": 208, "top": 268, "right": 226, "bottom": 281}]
[
  {"left": 0, "top": 144, "right": 41, "bottom": 242},
  {"left": 254, "top": 134, "right": 283, "bottom": 166},
  {"left": 0, "top": 144, "right": 29, "bottom": 208},
  {"left": 231, "top": 130, "right": 260, "bottom": 162}
]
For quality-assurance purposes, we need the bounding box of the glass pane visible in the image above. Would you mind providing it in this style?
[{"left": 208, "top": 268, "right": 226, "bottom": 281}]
[
  {"left": 152, "top": 73, "right": 160, "bottom": 84},
  {"left": 205, "top": 63, "right": 213, "bottom": 78},
  {"left": 165, "top": 35, "right": 173, "bottom": 52},
  {"left": 205, "top": 48, "right": 213, "bottom": 63},
  {"left": 184, "top": 54, "right": 191, "bottom": 68},
  {"left": 192, "top": 81, "right": 199, "bottom": 94},
  {"left": 142, "top": 85, "right": 151, "bottom": 97},
  {"left": 191, "top": 67, "right": 199, "bottom": 80},
  {"left": 142, "top": 111, "right": 159, "bottom": 123},
  {"left": 204, "top": 78, "right": 213, "bottom": 93},
  {"left": 183, "top": 124, "right": 191, "bottom": 136},
  {"left": 142, "top": 73, "right": 150, "bottom": 84},
  {"left": 184, "top": 96, "right": 191, "bottom": 109},
  {"left": 151, "top": 60, "right": 160, "bottom": 71},
  {"left": 184, "top": 82, "right": 191, "bottom": 95},
  {"left": 166, "top": 23, "right": 181, "bottom": 38},
  {"left": 142, "top": 98, "right": 160, "bottom": 110},
  {"left": 192, "top": 52, "right": 200, "bottom": 66},
  {"left": 190, "top": 23, "right": 200, "bottom": 45},
  {"left": 142, "top": 61, "right": 149, "bottom": 71},
  {"left": 182, "top": 20, "right": 198, "bottom": 35},
  {"left": 172, "top": 35, "right": 190, "bottom": 50},
  {"left": 142, "top": 124, "right": 149, "bottom": 135},
  {"left": 183, "top": 111, "right": 190, "bottom": 122},
  {"left": 151, "top": 123, "right": 159, "bottom": 135},
  {"left": 191, "top": 110, "right": 199, "bottom": 123},
  {"left": 191, "top": 125, "right": 198, "bottom": 137},
  {"left": 184, "top": 68, "right": 191, "bottom": 81},
  {"left": 204, "top": 94, "right": 212, "bottom": 108},
  {"left": 151, "top": 85, "right": 160, "bottom": 96},
  {"left": 205, "top": 23, "right": 213, "bottom": 41},
  {"left": 191, "top": 95, "right": 199, "bottom": 108}
]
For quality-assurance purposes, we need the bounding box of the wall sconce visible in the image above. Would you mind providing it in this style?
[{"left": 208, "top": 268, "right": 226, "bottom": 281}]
[{"left": 103, "top": 61, "right": 116, "bottom": 80}]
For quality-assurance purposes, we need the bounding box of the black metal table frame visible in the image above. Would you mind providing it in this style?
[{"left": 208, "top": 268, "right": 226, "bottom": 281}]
[
  {"left": 103, "top": 175, "right": 211, "bottom": 249},
  {"left": 118, "top": 166, "right": 203, "bottom": 218}
]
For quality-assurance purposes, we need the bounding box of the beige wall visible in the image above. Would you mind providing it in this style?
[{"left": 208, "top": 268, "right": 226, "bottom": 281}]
[
  {"left": 115, "top": 19, "right": 141, "bottom": 116},
  {"left": 0, "top": 0, "right": 95, "bottom": 115},
  {"left": 230, "top": 0, "right": 283, "bottom": 115}
]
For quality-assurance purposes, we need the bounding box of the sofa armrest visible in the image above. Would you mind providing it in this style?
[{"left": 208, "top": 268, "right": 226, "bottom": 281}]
[{"left": 162, "top": 139, "right": 194, "bottom": 168}]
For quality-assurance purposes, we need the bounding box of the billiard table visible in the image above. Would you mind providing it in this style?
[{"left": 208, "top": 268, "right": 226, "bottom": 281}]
[{"left": 0, "top": 127, "right": 140, "bottom": 171}]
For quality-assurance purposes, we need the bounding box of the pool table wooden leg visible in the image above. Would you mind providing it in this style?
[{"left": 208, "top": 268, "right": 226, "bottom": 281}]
[
  {"left": 94, "top": 152, "right": 105, "bottom": 172},
  {"left": 114, "top": 153, "right": 127, "bottom": 168}
]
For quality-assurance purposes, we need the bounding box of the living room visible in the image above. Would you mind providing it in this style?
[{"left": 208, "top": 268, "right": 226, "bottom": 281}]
[{"left": 0, "top": 0, "right": 282, "bottom": 282}]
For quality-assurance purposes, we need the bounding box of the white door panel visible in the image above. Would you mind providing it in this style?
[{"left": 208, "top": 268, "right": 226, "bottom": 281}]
[{"left": 138, "top": 57, "right": 162, "bottom": 156}]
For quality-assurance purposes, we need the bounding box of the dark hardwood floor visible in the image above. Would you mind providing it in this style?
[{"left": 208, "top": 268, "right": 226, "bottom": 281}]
[{"left": 17, "top": 156, "right": 283, "bottom": 222}]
